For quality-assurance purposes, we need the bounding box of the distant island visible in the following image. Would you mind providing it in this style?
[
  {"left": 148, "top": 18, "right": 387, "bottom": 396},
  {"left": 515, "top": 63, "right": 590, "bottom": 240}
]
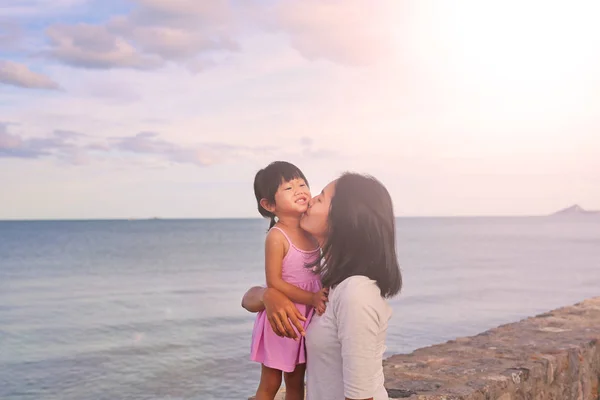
[{"left": 551, "top": 204, "right": 600, "bottom": 216}]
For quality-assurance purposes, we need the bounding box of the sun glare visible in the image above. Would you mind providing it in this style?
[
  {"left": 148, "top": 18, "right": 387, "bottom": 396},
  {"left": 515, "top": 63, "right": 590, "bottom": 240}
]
[{"left": 431, "top": 1, "right": 600, "bottom": 98}]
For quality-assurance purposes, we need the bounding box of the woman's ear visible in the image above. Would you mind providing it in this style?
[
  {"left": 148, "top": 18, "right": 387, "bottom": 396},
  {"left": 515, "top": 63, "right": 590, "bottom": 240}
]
[{"left": 260, "top": 198, "right": 276, "bottom": 213}]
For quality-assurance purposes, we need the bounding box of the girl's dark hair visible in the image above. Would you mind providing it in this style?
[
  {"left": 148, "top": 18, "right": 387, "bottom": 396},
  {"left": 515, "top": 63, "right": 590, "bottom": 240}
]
[
  {"left": 253, "top": 161, "right": 309, "bottom": 229},
  {"left": 309, "top": 173, "right": 402, "bottom": 298}
]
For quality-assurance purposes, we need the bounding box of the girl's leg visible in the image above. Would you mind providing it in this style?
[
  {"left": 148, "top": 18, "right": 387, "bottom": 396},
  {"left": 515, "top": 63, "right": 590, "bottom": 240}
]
[
  {"left": 255, "top": 365, "right": 283, "bottom": 400},
  {"left": 283, "top": 364, "right": 306, "bottom": 400}
]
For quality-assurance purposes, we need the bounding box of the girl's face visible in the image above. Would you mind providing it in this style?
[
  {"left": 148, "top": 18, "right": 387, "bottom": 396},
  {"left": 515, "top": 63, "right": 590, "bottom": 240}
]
[
  {"left": 300, "top": 180, "right": 336, "bottom": 243},
  {"left": 264, "top": 177, "right": 310, "bottom": 216}
]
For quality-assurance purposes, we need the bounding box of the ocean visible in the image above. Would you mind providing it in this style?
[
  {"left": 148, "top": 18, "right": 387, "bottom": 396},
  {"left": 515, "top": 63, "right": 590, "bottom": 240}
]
[{"left": 1, "top": 217, "right": 599, "bottom": 399}]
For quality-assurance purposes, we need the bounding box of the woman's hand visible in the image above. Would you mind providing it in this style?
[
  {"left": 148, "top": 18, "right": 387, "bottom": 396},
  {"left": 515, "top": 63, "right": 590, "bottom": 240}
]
[{"left": 263, "top": 288, "right": 307, "bottom": 340}]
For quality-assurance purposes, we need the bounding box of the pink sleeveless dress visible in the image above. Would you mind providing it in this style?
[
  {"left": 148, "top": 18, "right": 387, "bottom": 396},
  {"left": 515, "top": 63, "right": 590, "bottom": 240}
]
[{"left": 250, "top": 226, "right": 321, "bottom": 372}]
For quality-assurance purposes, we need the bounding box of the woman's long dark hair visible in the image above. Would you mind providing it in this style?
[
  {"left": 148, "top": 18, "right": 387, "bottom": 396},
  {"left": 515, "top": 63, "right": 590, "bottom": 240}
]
[{"left": 309, "top": 173, "right": 402, "bottom": 298}]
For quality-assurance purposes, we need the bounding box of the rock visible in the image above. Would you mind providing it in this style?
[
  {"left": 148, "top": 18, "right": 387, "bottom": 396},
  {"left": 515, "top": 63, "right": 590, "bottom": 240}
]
[
  {"left": 551, "top": 205, "right": 600, "bottom": 216},
  {"left": 384, "top": 297, "right": 600, "bottom": 400}
]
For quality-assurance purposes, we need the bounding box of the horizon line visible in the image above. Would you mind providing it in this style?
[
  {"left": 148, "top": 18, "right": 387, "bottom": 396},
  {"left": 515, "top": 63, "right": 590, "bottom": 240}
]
[{"left": 0, "top": 214, "right": 560, "bottom": 222}]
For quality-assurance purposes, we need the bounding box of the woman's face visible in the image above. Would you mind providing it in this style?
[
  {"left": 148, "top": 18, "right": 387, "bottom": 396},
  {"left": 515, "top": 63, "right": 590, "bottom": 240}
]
[{"left": 300, "top": 180, "right": 336, "bottom": 243}]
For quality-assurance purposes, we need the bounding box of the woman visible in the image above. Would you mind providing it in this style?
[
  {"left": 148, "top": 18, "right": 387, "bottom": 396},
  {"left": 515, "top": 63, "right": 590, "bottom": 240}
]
[{"left": 242, "top": 172, "right": 402, "bottom": 400}]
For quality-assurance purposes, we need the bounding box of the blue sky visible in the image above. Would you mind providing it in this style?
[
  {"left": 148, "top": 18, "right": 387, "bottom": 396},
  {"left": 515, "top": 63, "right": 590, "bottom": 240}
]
[{"left": 1, "top": 1, "right": 600, "bottom": 219}]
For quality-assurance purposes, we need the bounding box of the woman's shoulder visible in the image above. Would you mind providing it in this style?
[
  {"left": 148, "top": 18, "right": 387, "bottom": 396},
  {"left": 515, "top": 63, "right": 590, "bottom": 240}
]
[
  {"left": 336, "top": 275, "right": 383, "bottom": 292},
  {"left": 335, "top": 275, "right": 374, "bottom": 290},
  {"left": 330, "top": 275, "right": 392, "bottom": 320},
  {"left": 331, "top": 276, "right": 388, "bottom": 305}
]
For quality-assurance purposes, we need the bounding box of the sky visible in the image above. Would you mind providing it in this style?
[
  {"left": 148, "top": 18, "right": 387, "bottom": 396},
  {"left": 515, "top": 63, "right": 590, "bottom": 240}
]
[{"left": 1, "top": 0, "right": 600, "bottom": 219}]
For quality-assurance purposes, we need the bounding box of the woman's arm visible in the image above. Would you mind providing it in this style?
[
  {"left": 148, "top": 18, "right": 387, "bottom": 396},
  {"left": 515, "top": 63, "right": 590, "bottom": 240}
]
[
  {"left": 241, "top": 286, "right": 266, "bottom": 313},
  {"left": 240, "top": 287, "right": 308, "bottom": 340},
  {"left": 335, "top": 279, "right": 387, "bottom": 400}
]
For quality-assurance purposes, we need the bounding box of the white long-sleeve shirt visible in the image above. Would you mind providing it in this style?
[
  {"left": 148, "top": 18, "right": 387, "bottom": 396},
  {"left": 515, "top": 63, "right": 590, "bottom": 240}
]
[{"left": 305, "top": 275, "right": 392, "bottom": 400}]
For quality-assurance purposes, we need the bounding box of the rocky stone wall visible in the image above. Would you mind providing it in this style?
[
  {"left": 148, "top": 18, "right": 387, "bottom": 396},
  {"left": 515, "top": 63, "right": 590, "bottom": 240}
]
[{"left": 385, "top": 297, "right": 600, "bottom": 399}]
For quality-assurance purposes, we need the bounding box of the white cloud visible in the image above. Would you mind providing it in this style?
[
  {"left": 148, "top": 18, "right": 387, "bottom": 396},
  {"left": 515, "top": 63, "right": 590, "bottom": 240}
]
[
  {"left": 124, "top": 24, "right": 238, "bottom": 61},
  {"left": 266, "top": 0, "right": 400, "bottom": 65},
  {"left": 46, "top": 24, "right": 163, "bottom": 69},
  {"left": 130, "top": 0, "right": 233, "bottom": 22},
  {"left": 0, "top": 60, "right": 59, "bottom": 89},
  {"left": 0, "top": 123, "right": 85, "bottom": 162},
  {"left": 111, "top": 131, "right": 236, "bottom": 166},
  {"left": 44, "top": 1, "right": 241, "bottom": 70},
  {"left": 0, "top": 0, "right": 88, "bottom": 17},
  {"left": 42, "top": 0, "right": 401, "bottom": 70},
  {"left": 0, "top": 20, "right": 23, "bottom": 49},
  {"left": 0, "top": 120, "right": 282, "bottom": 167}
]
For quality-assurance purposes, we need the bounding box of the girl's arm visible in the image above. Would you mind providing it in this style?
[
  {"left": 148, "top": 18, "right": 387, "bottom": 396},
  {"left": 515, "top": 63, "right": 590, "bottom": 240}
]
[{"left": 265, "top": 230, "right": 322, "bottom": 307}]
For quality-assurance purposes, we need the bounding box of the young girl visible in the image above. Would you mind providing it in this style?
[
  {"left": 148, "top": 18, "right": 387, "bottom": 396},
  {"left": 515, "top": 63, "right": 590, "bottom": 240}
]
[{"left": 251, "top": 161, "right": 327, "bottom": 400}]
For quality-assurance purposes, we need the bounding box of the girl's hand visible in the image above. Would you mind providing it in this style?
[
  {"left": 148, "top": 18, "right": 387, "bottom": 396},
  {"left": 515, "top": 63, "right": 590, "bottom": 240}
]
[
  {"left": 263, "top": 288, "right": 306, "bottom": 340},
  {"left": 312, "top": 288, "right": 328, "bottom": 316}
]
